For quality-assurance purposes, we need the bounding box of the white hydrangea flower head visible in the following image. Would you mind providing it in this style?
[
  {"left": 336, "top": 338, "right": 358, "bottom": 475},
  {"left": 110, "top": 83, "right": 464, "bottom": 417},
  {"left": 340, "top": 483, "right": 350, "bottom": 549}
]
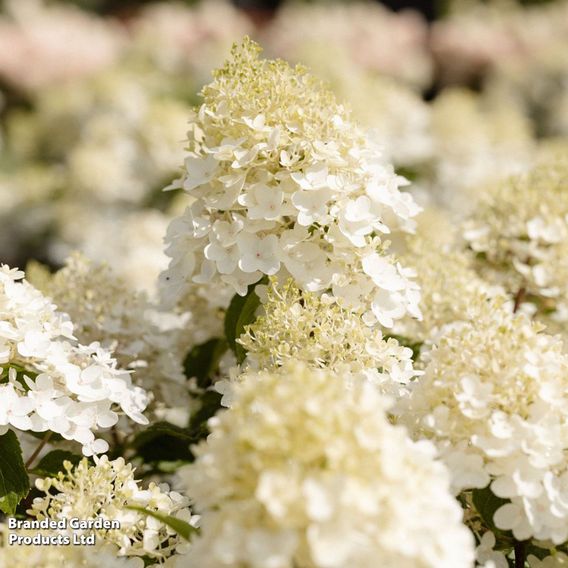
[
  {"left": 394, "top": 208, "right": 504, "bottom": 345},
  {"left": 30, "top": 456, "right": 193, "bottom": 562},
  {"left": 179, "top": 362, "right": 474, "bottom": 568},
  {"left": 161, "top": 38, "right": 422, "bottom": 328},
  {"left": 0, "top": 265, "right": 148, "bottom": 455},
  {"left": 429, "top": 88, "right": 534, "bottom": 216},
  {"left": 0, "top": 528, "right": 145, "bottom": 568},
  {"left": 464, "top": 159, "right": 568, "bottom": 331},
  {"left": 42, "top": 253, "right": 192, "bottom": 424},
  {"left": 238, "top": 277, "right": 418, "bottom": 398},
  {"left": 400, "top": 295, "right": 568, "bottom": 544}
]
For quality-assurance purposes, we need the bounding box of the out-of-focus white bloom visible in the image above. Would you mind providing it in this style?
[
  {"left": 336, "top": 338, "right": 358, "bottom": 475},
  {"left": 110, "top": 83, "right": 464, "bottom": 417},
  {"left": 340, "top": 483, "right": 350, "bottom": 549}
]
[
  {"left": 394, "top": 207, "right": 503, "bottom": 345},
  {"left": 43, "top": 253, "right": 192, "bottom": 424},
  {"left": 6, "top": 67, "right": 191, "bottom": 205},
  {"left": 464, "top": 160, "right": 568, "bottom": 333},
  {"left": 0, "top": 0, "right": 123, "bottom": 91},
  {"left": 428, "top": 88, "right": 534, "bottom": 216},
  {"left": 66, "top": 96, "right": 190, "bottom": 204},
  {"left": 238, "top": 277, "right": 418, "bottom": 399},
  {"left": 400, "top": 295, "right": 568, "bottom": 544},
  {"left": 128, "top": 0, "right": 252, "bottom": 84},
  {"left": 0, "top": 164, "right": 61, "bottom": 215},
  {"left": 30, "top": 456, "right": 193, "bottom": 562},
  {"left": 52, "top": 207, "right": 171, "bottom": 298},
  {"left": 179, "top": 362, "right": 474, "bottom": 568},
  {"left": 161, "top": 39, "right": 422, "bottom": 328},
  {"left": 0, "top": 265, "right": 148, "bottom": 455},
  {"left": 264, "top": 1, "right": 432, "bottom": 89}
]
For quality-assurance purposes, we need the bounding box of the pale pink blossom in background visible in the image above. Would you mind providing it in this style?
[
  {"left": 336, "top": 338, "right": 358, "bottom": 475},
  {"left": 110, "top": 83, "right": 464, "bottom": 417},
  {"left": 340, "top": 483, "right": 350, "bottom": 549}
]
[
  {"left": 263, "top": 1, "right": 432, "bottom": 89},
  {"left": 0, "top": 0, "right": 124, "bottom": 91},
  {"left": 431, "top": 10, "right": 521, "bottom": 84},
  {"left": 431, "top": 1, "right": 568, "bottom": 85},
  {"left": 128, "top": 0, "right": 253, "bottom": 81}
]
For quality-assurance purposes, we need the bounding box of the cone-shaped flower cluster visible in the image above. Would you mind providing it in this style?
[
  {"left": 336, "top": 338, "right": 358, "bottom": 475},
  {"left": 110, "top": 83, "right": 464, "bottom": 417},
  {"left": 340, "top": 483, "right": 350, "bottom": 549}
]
[
  {"left": 161, "top": 38, "right": 421, "bottom": 327},
  {"left": 400, "top": 295, "right": 568, "bottom": 543}
]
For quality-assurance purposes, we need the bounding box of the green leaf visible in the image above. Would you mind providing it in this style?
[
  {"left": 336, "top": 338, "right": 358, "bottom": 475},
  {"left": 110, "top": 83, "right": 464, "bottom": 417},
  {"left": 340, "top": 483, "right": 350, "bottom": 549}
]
[
  {"left": 524, "top": 543, "right": 549, "bottom": 561},
  {"left": 132, "top": 422, "right": 194, "bottom": 446},
  {"left": 188, "top": 390, "right": 223, "bottom": 440},
  {"left": 130, "top": 422, "right": 194, "bottom": 464},
  {"left": 224, "top": 277, "right": 266, "bottom": 364},
  {"left": 127, "top": 506, "right": 196, "bottom": 541},
  {"left": 0, "top": 364, "right": 38, "bottom": 390},
  {"left": 472, "top": 486, "right": 512, "bottom": 537},
  {"left": 29, "top": 450, "right": 84, "bottom": 477},
  {"left": 0, "top": 430, "right": 30, "bottom": 515},
  {"left": 184, "top": 338, "right": 228, "bottom": 388}
]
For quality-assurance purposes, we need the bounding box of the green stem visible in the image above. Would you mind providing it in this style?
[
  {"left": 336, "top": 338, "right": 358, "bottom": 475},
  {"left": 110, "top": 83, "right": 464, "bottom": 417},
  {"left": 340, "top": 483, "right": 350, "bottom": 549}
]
[{"left": 25, "top": 431, "right": 52, "bottom": 470}]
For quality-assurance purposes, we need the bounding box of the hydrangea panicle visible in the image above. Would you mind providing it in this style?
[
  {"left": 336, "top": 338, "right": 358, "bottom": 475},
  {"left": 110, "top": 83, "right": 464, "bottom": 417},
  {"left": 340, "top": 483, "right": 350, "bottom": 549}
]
[
  {"left": 161, "top": 38, "right": 421, "bottom": 328},
  {"left": 44, "top": 253, "right": 192, "bottom": 424},
  {"left": 180, "top": 362, "right": 474, "bottom": 568},
  {"left": 0, "top": 264, "right": 148, "bottom": 455},
  {"left": 238, "top": 276, "right": 418, "bottom": 398},
  {"left": 464, "top": 160, "right": 568, "bottom": 335},
  {"left": 30, "top": 456, "right": 193, "bottom": 562},
  {"left": 400, "top": 295, "right": 568, "bottom": 544}
]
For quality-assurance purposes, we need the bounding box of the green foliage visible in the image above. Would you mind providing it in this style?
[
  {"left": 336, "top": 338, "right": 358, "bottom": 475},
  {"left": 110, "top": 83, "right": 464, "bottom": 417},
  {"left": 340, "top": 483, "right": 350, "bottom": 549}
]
[
  {"left": 29, "top": 450, "right": 84, "bottom": 477},
  {"left": 131, "top": 386, "right": 225, "bottom": 467},
  {"left": 184, "top": 338, "right": 228, "bottom": 389},
  {"left": 472, "top": 486, "right": 510, "bottom": 536},
  {"left": 188, "top": 390, "right": 223, "bottom": 439},
  {"left": 0, "top": 430, "right": 30, "bottom": 515},
  {"left": 0, "top": 364, "right": 37, "bottom": 390},
  {"left": 127, "top": 506, "right": 197, "bottom": 542},
  {"left": 130, "top": 422, "right": 195, "bottom": 464},
  {"left": 224, "top": 277, "right": 266, "bottom": 364}
]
